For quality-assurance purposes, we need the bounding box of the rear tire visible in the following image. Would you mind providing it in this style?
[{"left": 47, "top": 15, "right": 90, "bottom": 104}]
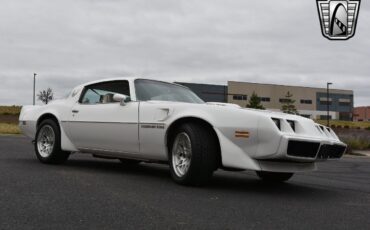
[
  {"left": 35, "top": 119, "right": 70, "bottom": 164},
  {"left": 169, "top": 123, "right": 219, "bottom": 186},
  {"left": 256, "top": 171, "right": 294, "bottom": 183}
]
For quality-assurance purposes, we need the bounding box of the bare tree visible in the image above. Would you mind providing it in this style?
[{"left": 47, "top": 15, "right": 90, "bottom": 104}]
[{"left": 37, "top": 88, "right": 54, "bottom": 104}]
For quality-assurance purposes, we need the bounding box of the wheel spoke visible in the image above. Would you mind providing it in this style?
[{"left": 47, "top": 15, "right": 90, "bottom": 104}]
[
  {"left": 172, "top": 132, "right": 192, "bottom": 177},
  {"left": 37, "top": 125, "right": 56, "bottom": 158}
]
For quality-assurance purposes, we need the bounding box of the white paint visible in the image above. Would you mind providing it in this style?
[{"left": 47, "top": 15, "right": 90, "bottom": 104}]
[{"left": 19, "top": 78, "right": 347, "bottom": 173}]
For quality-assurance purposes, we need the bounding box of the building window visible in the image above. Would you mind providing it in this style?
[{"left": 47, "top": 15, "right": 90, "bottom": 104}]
[
  {"left": 279, "top": 98, "right": 291, "bottom": 103},
  {"left": 300, "top": 99, "right": 312, "bottom": 104},
  {"left": 339, "top": 102, "right": 351, "bottom": 106},
  {"left": 319, "top": 115, "right": 332, "bottom": 120},
  {"left": 320, "top": 101, "right": 332, "bottom": 105},
  {"left": 259, "top": 97, "right": 270, "bottom": 102},
  {"left": 233, "top": 95, "right": 247, "bottom": 100}
]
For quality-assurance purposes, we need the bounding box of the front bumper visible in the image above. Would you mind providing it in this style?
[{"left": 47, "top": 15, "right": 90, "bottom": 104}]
[{"left": 264, "top": 135, "right": 346, "bottom": 163}]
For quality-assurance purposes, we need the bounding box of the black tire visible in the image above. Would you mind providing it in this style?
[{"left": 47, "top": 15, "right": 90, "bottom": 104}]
[
  {"left": 119, "top": 159, "right": 141, "bottom": 166},
  {"left": 34, "top": 119, "right": 70, "bottom": 164},
  {"left": 169, "top": 123, "right": 219, "bottom": 186},
  {"left": 256, "top": 171, "right": 294, "bottom": 183}
]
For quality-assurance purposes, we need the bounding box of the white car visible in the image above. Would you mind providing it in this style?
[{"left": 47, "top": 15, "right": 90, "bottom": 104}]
[{"left": 19, "top": 78, "right": 346, "bottom": 185}]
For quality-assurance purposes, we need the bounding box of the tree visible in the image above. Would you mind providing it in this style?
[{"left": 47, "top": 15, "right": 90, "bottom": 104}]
[
  {"left": 247, "top": 92, "right": 265, "bottom": 110},
  {"left": 281, "top": 91, "right": 298, "bottom": 114},
  {"left": 37, "top": 88, "right": 54, "bottom": 104}
]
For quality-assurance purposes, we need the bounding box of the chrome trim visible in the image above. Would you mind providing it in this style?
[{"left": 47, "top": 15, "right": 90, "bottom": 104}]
[
  {"left": 61, "top": 121, "right": 166, "bottom": 126},
  {"left": 61, "top": 121, "right": 138, "bottom": 124}
]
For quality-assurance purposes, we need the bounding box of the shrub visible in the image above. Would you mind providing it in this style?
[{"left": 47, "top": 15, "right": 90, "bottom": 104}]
[
  {"left": 0, "top": 106, "right": 22, "bottom": 115},
  {"left": 343, "top": 138, "right": 370, "bottom": 151},
  {"left": 344, "top": 125, "right": 350, "bottom": 129}
]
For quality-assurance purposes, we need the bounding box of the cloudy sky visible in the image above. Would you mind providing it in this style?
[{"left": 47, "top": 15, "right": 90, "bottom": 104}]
[{"left": 0, "top": 0, "right": 369, "bottom": 106}]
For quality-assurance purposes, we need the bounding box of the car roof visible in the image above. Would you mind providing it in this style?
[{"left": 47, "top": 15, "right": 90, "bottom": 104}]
[{"left": 77, "top": 77, "right": 189, "bottom": 89}]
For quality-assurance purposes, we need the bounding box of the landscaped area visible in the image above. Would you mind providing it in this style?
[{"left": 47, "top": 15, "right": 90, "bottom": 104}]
[
  {"left": 0, "top": 106, "right": 21, "bottom": 135},
  {"left": 315, "top": 119, "right": 370, "bottom": 130}
]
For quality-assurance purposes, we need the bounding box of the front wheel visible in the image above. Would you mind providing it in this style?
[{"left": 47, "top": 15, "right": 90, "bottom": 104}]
[
  {"left": 35, "top": 119, "right": 70, "bottom": 164},
  {"left": 169, "top": 123, "right": 219, "bottom": 186},
  {"left": 256, "top": 171, "right": 294, "bottom": 183}
]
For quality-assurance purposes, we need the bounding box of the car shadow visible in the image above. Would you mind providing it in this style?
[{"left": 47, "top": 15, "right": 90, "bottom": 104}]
[{"left": 16, "top": 156, "right": 336, "bottom": 198}]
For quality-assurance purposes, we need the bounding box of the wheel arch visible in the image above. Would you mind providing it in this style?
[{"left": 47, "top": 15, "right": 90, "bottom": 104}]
[
  {"left": 36, "top": 113, "right": 60, "bottom": 129},
  {"left": 165, "top": 116, "right": 222, "bottom": 168},
  {"left": 36, "top": 112, "right": 78, "bottom": 152}
]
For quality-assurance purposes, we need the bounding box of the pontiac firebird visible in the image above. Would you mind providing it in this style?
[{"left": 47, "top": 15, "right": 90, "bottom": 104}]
[{"left": 19, "top": 78, "right": 346, "bottom": 185}]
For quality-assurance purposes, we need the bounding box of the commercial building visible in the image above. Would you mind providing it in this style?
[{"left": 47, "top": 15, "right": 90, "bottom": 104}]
[
  {"left": 177, "top": 81, "right": 354, "bottom": 121},
  {"left": 353, "top": 106, "right": 370, "bottom": 122},
  {"left": 175, "top": 82, "right": 227, "bottom": 103}
]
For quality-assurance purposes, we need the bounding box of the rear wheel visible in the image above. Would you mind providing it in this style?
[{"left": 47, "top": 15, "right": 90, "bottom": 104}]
[
  {"left": 256, "top": 171, "right": 294, "bottom": 183},
  {"left": 169, "top": 123, "right": 219, "bottom": 186},
  {"left": 35, "top": 119, "right": 70, "bottom": 164}
]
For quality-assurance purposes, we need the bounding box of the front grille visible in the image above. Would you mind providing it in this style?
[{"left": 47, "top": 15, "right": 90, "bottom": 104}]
[
  {"left": 317, "top": 144, "right": 346, "bottom": 159},
  {"left": 287, "top": 141, "right": 321, "bottom": 158}
]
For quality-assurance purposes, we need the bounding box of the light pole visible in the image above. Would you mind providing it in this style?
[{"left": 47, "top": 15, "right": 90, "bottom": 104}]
[
  {"left": 33, "top": 73, "right": 37, "bottom": 105},
  {"left": 326, "top": 82, "right": 332, "bottom": 126}
]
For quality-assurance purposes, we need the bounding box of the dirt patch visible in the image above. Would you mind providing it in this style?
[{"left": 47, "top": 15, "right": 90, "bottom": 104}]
[{"left": 0, "top": 115, "right": 19, "bottom": 124}]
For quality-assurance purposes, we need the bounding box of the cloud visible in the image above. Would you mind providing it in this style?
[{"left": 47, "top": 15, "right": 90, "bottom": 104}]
[{"left": 0, "top": 0, "right": 369, "bottom": 106}]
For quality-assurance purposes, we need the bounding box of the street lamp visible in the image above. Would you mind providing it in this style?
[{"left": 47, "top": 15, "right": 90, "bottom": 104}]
[
  {"left": 326, "top": 82, "right": 332, "bottom": 126},
  {"left": 33, "top": 73, "right": 37, "bottom": 105}
]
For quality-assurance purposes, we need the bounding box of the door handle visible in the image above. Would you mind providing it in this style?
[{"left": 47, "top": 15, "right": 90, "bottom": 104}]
[{"left": 72, "top": 110, "right": 79, "bottom": 113}]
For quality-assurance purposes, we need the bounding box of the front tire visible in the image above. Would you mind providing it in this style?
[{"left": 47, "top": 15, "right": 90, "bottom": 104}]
[
  {"left": 35, "top": 119, "right": 70, "bottom": 164},
  {"left": 169, "top": 123, "right": 219, "bottom": 186},
  {"left": 256, "top": 171, "right": 294, "bottom": 183}
]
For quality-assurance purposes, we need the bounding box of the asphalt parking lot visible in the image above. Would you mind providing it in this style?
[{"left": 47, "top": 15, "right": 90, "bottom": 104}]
[{"left": 1, "top": 135, "right": 370, "bottom": 230}]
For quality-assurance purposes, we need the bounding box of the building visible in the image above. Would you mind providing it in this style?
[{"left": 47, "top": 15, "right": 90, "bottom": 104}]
[
  {"left": 353, "top": 106, "right": 370, "bottom": 122},
  {"left": 228, "top": 81, "right": 354, "bottom": 120},
  {"left": 175, "top": 82, "right": 227, "bottom": 103},
  {"left": 177, "top": 81, "right": 354, "bottom": 121}
]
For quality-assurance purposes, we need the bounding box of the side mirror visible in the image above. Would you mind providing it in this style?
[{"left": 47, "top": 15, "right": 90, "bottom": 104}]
[{"left": 113, "top": 93, "right": 130, "bottom": 106}]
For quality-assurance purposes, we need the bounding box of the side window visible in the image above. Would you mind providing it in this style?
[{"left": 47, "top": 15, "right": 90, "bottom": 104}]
[{"left": 80, "top": 81, "right": 130, "bottom": 104}]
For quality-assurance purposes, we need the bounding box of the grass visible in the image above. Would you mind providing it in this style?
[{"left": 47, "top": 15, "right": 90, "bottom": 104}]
[
  {"left": 343, "top": 138, "right": 370, "bottom": 153},
  {"left": 0, "top": 106, "right": 22, "bottom": 115},
  {"left": 315, "top": 120, "right": 370, "bottom": 129},
  {"left": 0, "top": 123, "right": 21, "bottom": 135}
]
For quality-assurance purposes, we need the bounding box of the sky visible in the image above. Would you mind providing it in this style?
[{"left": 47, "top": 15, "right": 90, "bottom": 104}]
[{"left": 0, "top": 0, "right": 369, "bottom": 106}]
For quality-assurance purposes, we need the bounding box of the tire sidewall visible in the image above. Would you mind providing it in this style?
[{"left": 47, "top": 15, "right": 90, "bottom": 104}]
[{"left": 34, "top": 119, "right": 61, "bottom": 163}]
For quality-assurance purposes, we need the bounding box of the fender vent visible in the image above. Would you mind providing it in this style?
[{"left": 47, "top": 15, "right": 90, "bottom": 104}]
[{"left": 287, "top": 141, "right": 320, "bottom": 158}]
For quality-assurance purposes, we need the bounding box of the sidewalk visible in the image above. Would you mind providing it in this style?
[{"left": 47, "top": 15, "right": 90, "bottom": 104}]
[{"left": 351, "top": 150, "right": 370, "bottom": 157}]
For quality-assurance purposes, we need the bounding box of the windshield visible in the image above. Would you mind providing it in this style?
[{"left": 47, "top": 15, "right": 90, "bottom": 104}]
[{"left": 135, "top": 79, "right": 204, "bottom": 104}]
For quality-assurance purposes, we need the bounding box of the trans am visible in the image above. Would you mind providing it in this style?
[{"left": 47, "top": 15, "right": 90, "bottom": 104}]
[{"left": 19, "top": 78, "right": 346, "bottom": 185}]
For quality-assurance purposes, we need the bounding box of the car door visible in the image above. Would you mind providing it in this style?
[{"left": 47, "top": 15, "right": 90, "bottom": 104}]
[
  {"left": 64, "top": 80, "right": 139, "bottom": 155},
  {"left": 138, "top": 101, "right": 170, "bottom": 161}
]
